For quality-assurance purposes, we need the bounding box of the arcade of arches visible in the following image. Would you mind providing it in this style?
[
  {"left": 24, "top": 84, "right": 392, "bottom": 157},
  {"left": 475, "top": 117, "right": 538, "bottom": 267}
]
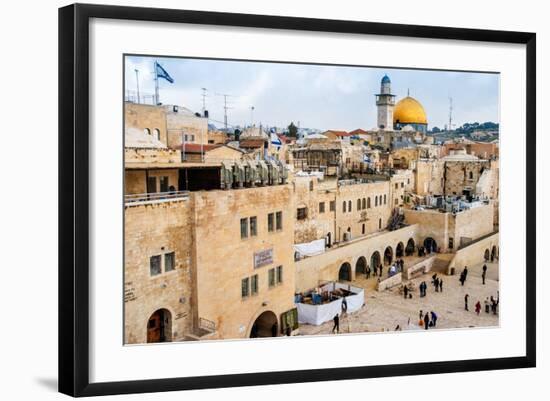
[{"left": 147, "top": 308, "right": 172, "bottom": 343}]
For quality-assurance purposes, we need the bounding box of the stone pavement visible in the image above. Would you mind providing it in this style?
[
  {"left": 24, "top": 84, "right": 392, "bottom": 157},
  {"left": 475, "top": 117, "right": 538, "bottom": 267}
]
[{"left": 297, "top": 261, "right": 499, "bottom": 336}]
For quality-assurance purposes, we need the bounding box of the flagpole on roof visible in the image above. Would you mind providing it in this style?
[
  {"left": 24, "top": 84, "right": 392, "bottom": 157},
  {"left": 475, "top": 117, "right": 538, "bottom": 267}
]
[{"left": 154, "top": 61, "right": 159, "bottom": 105}]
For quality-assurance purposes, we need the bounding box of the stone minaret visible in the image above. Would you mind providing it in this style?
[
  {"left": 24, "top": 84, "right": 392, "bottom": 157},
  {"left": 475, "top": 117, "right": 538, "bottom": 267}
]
[{"left": 376, "top": 75, "right": 396, "bottom": 130}]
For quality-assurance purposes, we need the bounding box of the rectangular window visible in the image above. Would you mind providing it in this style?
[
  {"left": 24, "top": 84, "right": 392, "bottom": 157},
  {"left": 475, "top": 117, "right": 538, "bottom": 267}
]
[
  {"left": 297, "top": 207, "right": 307, "bottom": 220},
  {"left": 276, "top": 211, "right": 283, "bottom": 230},
  {"left": 251, "top": 274, "right": 258, "bottom": 295},
  {"left": 329, "top": 201, "right": 336, "bottom": 212},
  {"left": 449, "top": 237, "right": 454, "bottom": 249},
  {"left": 191, "top": 134, "right": 195, "bottom": 142},
  {"left": 240, "top": 218, "right": 248, "bottom": 239},
  {"left": 164, "top": 252, "right": 175, "bottom": 272},
  {"left": 268, "top": 213, "right": 274, "bottom": 232},
  {"left": 276, "top": 266, "right": 283, "bottom": 284},
  {"left": 149, "top": 255, "right": 161, "bottom": 276},
  {"left": 241, "top": 277, "right": 250, "bottom": 298},
  {"left": 401, "top": 182, "right": 404, "bottom": 188},
  {"left": 268, "top": 268, "right": 276, "bottom": 287},
  {"left": 395, "top": 198, "right": 399, "bottom": 205},
  {"left": 250, "top": 216, "right": 257, "bottom": 237},
  {"left": 160, "top": 176, "right": 169, "bottom": 192},
  {"left": 319, "top": 202, "right": 325, "bottom": 213},
  {"left": 395, "top": 183, "right": 399, "bottom": 189}
]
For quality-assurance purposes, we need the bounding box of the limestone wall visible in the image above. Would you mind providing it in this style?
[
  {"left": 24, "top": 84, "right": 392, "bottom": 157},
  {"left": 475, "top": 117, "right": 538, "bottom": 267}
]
[
  {"left": 125, "top": 147, "right": 181, "bottom": 164},
  {"left": 192, "top": 185, "right": 296, "bottom": 339},
  {"left": 447, "top": 232, "right": 499, "bottom": 274},
  {"left": 444, "top": 160, "right": 490, "bottom": 196},
  {"left": 124, "top": 198, "right": 195, "bottom": 344},
  {"left": 166, "top": 112, "right": 208, "bottom": 147},
  {"left": 125, "top": 102, "right": 168, "bottom": 145},
  {"left": 415, "top": 159, "right": 445, "bottom": 195}
]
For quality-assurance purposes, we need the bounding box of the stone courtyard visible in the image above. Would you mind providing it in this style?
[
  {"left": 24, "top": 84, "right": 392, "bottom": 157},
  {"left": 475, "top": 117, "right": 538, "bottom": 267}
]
[{"left": 298, "top": 260, "right": 499, "bottom": 336}]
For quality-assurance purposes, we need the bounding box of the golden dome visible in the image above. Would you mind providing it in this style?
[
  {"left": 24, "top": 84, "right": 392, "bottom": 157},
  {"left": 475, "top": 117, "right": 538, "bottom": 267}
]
[{"left": 393, "top": 96, "right": 427, "bottom": 125}]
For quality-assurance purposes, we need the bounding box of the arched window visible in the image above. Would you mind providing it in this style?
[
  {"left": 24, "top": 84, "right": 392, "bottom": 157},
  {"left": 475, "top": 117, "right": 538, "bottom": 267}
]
[
  {"left": 144, "top": 128, "right": 151, "bottom": 136},
  {"left": 367, "top": 197, "right": 371, "bottom": 208},
  {"left": 375, "top": 196, "right": 378, "bottom": 207},
  {"left": 384, "top": 194, "right": 387, "bottom": 204},
  {"left": 153, "top": 128, "right": 160, "bottom": 141},
  {"left": 357, "top": 199, "right": 361, "bottom": 210},
  {"left": 343, "top": 201, "right": 346, "bottom": 213},
  {"left": 379, "top": 218, "right": 382, "bottom": 229},
  {"left": 362, "top": 198, "right": 366, "bottom": 209},
  {"left": 469, "top": 171, "right": 473, "bottom": 180},
  {"left": 348, "top": 200, "right": 352, "bottom": 212}
]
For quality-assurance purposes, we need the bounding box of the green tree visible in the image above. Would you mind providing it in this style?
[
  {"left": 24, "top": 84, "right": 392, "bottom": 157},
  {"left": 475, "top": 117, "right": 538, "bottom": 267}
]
[{"left": 287, "top": 122, "right": 298, "bottom": 137}]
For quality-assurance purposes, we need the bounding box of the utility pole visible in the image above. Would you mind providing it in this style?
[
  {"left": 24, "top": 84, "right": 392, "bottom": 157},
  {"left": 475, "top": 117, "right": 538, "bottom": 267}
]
[
  {"left": 154, "top": 61, "right": 159, "bottom": 105},
  {"left": 134, "top": 69, "right": 140, "bottom": 104}
]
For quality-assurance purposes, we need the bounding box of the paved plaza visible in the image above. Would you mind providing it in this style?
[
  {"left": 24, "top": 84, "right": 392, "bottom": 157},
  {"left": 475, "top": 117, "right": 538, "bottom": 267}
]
[{"left": 298, "top": 260, "right": 499, "bottom": 336}]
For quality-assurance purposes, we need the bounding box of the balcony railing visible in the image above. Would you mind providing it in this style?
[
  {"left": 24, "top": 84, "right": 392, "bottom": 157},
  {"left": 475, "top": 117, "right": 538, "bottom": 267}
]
[{"left": 124, "top": 190, "right": 190, "bottom": 205}]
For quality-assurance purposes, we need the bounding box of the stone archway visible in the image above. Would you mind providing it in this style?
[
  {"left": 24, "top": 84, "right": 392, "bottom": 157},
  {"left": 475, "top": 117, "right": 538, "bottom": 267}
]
[
  {"left": 484, "top": 248, "right": 490, "bottom": 261},
  {"left": 396, "top": 242, "right": 404, "bottom": 258},
  {"left": 250, "top": 311, "right": 279, "bottom": 338},
  {"left": 339, "top": 262, "right": 352, "bottom": 282},
  {"left": 355, "top": 256, "right": 367, "bottom": 275},
  {"left": 406, "top": 238, "right": 415, "bottom": 256},
  {"left": 424, "top": 237, "right": 437, "bottom": 254},
  {"left": 384, "top": 246, "right": 393, "bottom": 265},
  {"left": 370, "top": 251, "right": 381, "bottom": 270},
  {"left": 491, "top": 245, "right": 498, "bottom": 261},
  {"left": 147, "top": 308, "right": 172, "bottom": 343}
]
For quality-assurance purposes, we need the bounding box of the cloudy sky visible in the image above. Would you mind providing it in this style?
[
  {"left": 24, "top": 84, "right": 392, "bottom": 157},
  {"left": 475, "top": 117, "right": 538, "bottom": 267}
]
[{"left": 125, "top": 55, "right": 499, "bottom": 131}]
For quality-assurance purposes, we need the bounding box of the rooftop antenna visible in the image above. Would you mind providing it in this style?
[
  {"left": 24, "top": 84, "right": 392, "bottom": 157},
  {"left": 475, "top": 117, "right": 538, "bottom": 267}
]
[
  {"left": 201, "top": 88, "right": 208, "bottom": 117},
  {"left": 407, "top": 88, "right": 410, "bottom": 97},
  {"left": 448, "top": 96, "right": 453, "bottom": 133},
  {"left": 215, "top": 93, "right": 237, "bottom": 131}
]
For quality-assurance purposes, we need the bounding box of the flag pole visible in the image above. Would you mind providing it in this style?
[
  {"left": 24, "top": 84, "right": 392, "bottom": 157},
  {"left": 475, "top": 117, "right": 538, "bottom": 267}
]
[{"left": 154, "top": 61, "right": 159, "bottom": 105}]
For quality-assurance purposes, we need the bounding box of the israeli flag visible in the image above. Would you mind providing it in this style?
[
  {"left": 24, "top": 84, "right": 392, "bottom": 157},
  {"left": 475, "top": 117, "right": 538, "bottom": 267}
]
[
  {"left": 271, "top": 133, "right": 282, "bottom": 149},
  {"left": 155, "top": 62, "right": 174, "bottom": 83}
]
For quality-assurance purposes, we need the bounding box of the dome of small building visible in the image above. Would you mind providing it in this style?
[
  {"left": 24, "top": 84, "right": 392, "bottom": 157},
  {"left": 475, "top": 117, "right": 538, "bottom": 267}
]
[
  {"left": 381, "top": 74, "right": 391, "bottom": 84},
  {"left": 393, "top": 96, "right": 428, "bottom": 125}
]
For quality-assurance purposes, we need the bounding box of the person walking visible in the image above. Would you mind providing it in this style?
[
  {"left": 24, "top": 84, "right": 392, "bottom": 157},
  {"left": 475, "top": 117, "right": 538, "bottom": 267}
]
[
  {"left": 439, "top": 278, "right": 443, "bottom": 292},
  {"left": 379, "top": 264, "right": 384, "bottom": 277},
  {"left": 424, "top": 312, "right": 430, "bottom": 330},
  {"left": 430, "top": 311, "right": 438, "bottom": 327},
  {"left": 482, "top": 270, "right": 486, "bottom": 285},
  {"left": 459, "top": 271, "right": 466, "bottom": 286},
  {"left": 463, "top": 266, "right": 469, "bottom": 281},
  {"left": 464, "top": 294, "right": 469, "bottom": 311},
  {"left": 373, "top": 264, "right": 377, "bottom": 277},
  {"left": 332, "top": 313, "right": 340, "bottom": 334},
  {"left": 403, "top": 284, "right": 409, "bottom": 299},
  {"left": 342, "top": 297, "right": 348, "bottom": 314},
  {"left": 434, "top": 277, "right": 440, "bottom": 292},
  {"left": 475, "top": 300, "right": 481, "bottom": 315},
  {"left": 484, "top": 297, "right": 490, "bottom": 313},
  {"left": 366, "top": 265, "right": 371, "bottom": 280}
]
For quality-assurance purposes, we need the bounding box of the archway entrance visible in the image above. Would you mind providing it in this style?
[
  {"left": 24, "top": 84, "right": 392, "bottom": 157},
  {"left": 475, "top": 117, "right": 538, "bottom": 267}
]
[
  {"left": 339, "top": 262, "right": 352, "bottom": 281},
  {"left": 355, "top": 257, "right": 367, "bottom": 275},
  {"left": 406, "top": 238, "right": 415, "bottom": 256},
  {"left": 491, "top": 246, "right": 498, "bottom": 261},
  {"left": 384, "top": 246, "right": 393, "bottom": 265},
  {"left": 147, "top": 308, "right": 172, "bottom": 343},
  {"left": 424, "top": 237, "right": 437, "bottom": 254},
  {"left": 370, "top": 251, "right": 381, "bottom": 270},
  {"left": 484, "top": 249, "right": 490, "bottom": 261},
  {"left": 250, "top": 311, "right": 279, "bottom": 338},
  {"left": 396, "top": 242, "right": 404, "bottom": 258}
]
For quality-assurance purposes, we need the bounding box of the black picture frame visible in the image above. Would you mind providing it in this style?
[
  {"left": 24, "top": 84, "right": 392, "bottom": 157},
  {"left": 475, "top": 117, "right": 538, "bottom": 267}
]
[{"left": 59, "top": 3, "right": 536, "bottom": 397}]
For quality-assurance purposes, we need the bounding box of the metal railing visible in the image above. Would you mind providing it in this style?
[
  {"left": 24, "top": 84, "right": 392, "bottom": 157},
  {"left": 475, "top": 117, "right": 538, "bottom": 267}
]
[{"left": 124, "top": 190, "right": 190, "bottom": 205}]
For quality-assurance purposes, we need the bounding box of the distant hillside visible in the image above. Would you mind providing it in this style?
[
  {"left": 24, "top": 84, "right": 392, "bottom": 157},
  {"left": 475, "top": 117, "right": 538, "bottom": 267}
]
[{"left": 429, "top": 121, "right": 499, "bottom": 142}]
